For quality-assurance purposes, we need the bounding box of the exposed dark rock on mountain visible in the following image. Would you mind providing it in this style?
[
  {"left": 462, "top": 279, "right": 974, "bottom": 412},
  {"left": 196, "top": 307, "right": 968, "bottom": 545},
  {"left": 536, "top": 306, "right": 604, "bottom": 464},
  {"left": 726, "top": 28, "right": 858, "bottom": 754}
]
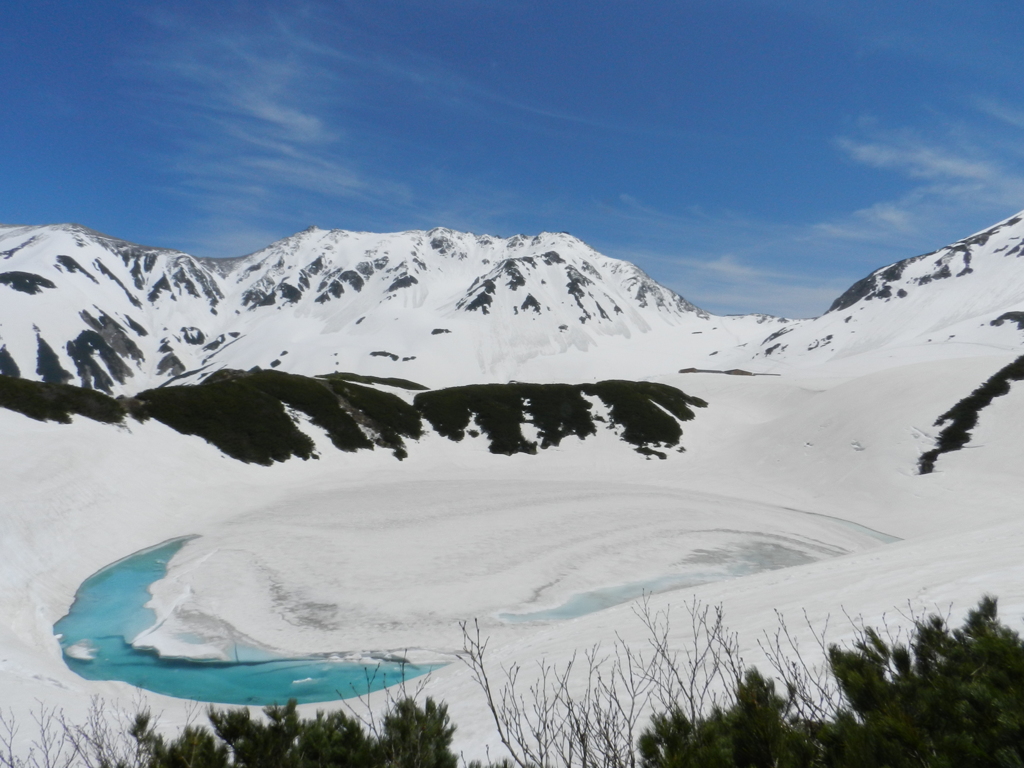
[
  {"left": 0, "top": 271, "right": 56, "bottom": 294},
  {"left": 827, "top": 215, "right": 1024, "bottom": 314}
]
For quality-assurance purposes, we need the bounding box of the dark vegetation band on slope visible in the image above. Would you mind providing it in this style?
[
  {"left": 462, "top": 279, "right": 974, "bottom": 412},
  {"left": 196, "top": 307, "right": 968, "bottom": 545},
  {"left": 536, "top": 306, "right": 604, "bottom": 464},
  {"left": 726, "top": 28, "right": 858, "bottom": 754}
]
[
  {"left": 320, "top": 374, "right": 423, "bottom": 458},
  {"left": 0, "top": 375, "right": 124, "bottom": 424},
  {"left": 325, "top": 371, "right": 429, "bottom": 391},
  {"left": 586, "top": 380, "right": 706, "bottom": 453},
  {"left": 918, "top": 354, "right": 1024, "bottom": 474},
  {"left": 0, "top": 371, "right": 705, "bottom": 464},
  {"left": 415, "top": 382, "right": 596, "bottom": 455},
  {"left": 137, "top": 372, "right": 325, "bottom": 465},
  {"left": 414, "top": 380, "right": 707, "bottom": 457},
  {"left": 136, "top": 370, "right": 426, "bottom": 463}
]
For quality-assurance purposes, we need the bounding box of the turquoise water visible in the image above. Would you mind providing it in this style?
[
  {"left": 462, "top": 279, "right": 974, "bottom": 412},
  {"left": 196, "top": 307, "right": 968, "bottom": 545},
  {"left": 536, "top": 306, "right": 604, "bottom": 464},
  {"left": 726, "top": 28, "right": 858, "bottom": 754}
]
[
  {"left": 500, "top": 522, "right": 899, "bottom": 624},
  {"left": 499, "top": 573, "right": 708, "bottom": 623},
  {"left": 54, "top": 538, "right": 439, "bottom": 706}
]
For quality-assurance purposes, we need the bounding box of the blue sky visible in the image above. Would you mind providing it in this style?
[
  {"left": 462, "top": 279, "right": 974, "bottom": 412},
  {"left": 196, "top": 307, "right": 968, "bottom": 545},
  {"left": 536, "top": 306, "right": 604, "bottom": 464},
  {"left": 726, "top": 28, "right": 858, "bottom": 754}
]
[{"left": 4, "top": 1, "right": 1024, "bottom": 317}]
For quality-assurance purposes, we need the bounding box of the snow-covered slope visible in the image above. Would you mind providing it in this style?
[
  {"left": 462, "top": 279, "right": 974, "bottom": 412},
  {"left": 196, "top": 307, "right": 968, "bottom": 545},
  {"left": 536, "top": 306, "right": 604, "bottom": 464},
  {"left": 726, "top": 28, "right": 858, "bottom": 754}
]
[
  {"left": 3, "top": 352, "right": 1024, "bottom": 758},
  {"left": 0, "top": 224, "right": 223, "bottom": 393},
  {"left": 737, "top": 210, "right": 1024, "bottom": 373}
]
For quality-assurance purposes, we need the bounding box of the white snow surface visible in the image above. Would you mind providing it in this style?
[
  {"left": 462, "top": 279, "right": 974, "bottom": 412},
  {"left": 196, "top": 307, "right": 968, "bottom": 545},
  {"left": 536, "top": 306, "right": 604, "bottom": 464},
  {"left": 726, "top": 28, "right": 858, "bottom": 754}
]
[{"left": 4, "top": 211, "right": 1024, "bottom": 758}]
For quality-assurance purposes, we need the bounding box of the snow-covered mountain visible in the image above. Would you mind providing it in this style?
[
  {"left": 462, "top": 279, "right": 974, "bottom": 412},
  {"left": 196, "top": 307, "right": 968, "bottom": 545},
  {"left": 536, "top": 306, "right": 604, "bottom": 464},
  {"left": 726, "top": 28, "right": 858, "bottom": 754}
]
[
  {"left": 735, "top": 210, "right": 1024, "bottom": 372},
  {"left": 0, "top": 223, "right": 717, "bottom": 394},
  {"left": 6, "top": 211, "right": 1024, "bottom": 395}
]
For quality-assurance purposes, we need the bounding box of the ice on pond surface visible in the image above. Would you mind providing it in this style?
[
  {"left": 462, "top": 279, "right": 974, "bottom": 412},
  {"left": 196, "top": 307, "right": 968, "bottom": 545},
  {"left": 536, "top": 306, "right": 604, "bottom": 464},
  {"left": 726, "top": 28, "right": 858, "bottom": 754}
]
[
  {"left": 54, "top": 538, "right": 441, "bottom": 706},
  {"left": 499, "top": 529, "right": 894, "bottom": 623}
]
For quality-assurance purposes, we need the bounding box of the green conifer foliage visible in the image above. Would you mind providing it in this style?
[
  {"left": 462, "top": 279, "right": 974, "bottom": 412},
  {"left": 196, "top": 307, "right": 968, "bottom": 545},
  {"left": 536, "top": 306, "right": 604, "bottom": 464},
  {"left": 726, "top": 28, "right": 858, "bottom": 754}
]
[
  {"left": 123, "top": 697, "right": 460, "bottom": 768},
  {"left": 639, "top": 596, "right": 1024, "bottom": 768},
  {"left": 294, "top": 710, "right": 376, "bottom": 768},
  {"left": 376, "top": 698, "right": 458, "bottom": 768},
  {"left": 13, "top": 597, "right": 1024, "bottom": 768},
  {"left": 824, "top": 596, "right": 1024, "bottom": 767},
  {"left": 0, "top": 374, "right": 125, "bottom": 424},
  {"left": 208, "top": 700, "right": 304, "bottom": 768},
  {"left": 638, "top": 671, "right": 816, "bottom": 768}
]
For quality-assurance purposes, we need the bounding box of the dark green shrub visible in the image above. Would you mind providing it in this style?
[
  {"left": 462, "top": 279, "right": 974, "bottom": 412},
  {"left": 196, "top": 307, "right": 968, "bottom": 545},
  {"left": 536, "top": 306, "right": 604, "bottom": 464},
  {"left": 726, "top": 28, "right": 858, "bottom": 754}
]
[
  {"left": 415, "top": 380, "right": 705, "bottom": 456},
  {"left": 518, "top": 383, "right": 596, "bottom": 448},
  {"left": 582, "top": 381, "right": 706, "bottom": 454},
  {"left": 0, "top": 374, "right": 125, "bottom": 424},
  {"left": 137, "top": 721, "right": 231, "bottom": 768},
  {"left": 413, "top": 385, "right": 489, "bottom": 443},
  {"left": 727, "top": 670, "right": 816, "bottom": 768},
  {"left": 125, "top": 698, "right": 457, "bottom": 768},
  {"left": 640, "top": 597, "right": 1024, "bottom": 768},
  {"left": 638, "top": 671, "right": 816, "bottom": 768},
  {"left": 136, "top": 380, "right": 316, "bottom": 465},
  {"left": 294, "top": 709, "right": 376, "bottom": 768},
  {"left": 414, "top": 384, "right": 536, "bottom": 455},
  {"left": 321, "top": 372, "right": 429, "bottom": 391},
  {"left": 1, "top": 371, "right": 707, "bottom": 463},
  {"left": 325, "top": 378, "right": 423, "bottom": 456},
  {"left": 377, "top": 697, "right": 458, "bottom": 768},
  {"left": 414, "top": 382, "right": 596, "bottom": 455},
  {"left": 243, "top": 370, "right": 372, "bottom": 452},
  {"left": 823, "top": 595, "right": 1024, "bottom": 767},
  {"left": 919, "top": 355, "right": 1024, "bottom": 473},
  {"left": 207, "top": 700, "right": 302, "bottom": 768},
  {"left": 639, "top": 707, "right": 731, "bottom": 768}
]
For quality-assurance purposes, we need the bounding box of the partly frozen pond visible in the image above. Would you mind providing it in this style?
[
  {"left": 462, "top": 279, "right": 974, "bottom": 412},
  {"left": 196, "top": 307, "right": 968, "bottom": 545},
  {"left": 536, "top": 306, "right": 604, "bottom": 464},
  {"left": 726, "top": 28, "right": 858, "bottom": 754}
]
[
  {"left": 53, "top": 499, "right": 898, "bottom": 703},
  {"left": 500, "top": 517, "right": 899, "bottom": 623},
  {"left": 54, "top": 538, "right": 439, "bottom": 706}
]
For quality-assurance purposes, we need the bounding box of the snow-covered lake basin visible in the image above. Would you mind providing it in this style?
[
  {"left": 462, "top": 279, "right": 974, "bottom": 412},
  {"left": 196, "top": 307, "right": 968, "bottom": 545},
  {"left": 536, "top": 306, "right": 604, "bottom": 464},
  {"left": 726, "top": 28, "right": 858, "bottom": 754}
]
[
  {"left": 54, "top": 537, "right": 439, "bottom": 706},
  {"left": 54, "top": 494, "right": 895, "bottom": 706}
]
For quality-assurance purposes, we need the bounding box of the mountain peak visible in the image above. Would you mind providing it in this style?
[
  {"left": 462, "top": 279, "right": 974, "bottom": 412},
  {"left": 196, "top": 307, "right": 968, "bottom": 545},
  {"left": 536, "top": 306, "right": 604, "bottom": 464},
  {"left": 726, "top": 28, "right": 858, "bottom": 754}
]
[{"left": 0, "top": 223, "right": 708, "bottom": 395}]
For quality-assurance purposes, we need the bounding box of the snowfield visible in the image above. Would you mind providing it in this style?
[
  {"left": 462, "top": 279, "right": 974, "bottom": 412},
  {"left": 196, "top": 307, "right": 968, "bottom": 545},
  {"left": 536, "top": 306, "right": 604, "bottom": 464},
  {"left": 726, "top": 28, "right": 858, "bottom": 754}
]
[
  {"left": 4, "top": 351, "right": 1024, "bottom": 758},
  {"left": 4, "top": 211, "right": 1024, "bottom": 758}
]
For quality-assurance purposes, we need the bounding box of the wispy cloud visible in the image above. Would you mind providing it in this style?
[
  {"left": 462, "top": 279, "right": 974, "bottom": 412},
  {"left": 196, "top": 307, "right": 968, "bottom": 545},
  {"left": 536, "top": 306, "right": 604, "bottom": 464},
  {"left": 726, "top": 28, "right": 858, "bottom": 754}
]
[
  {"left": 591, "top": 198, "right": 856, "bottom": 317},
  {"left": 128, "top": 6, "right": 1024, "bottom": 318},
  {"left": 976, "top": 98, "right": 1024, "bottom": 131},
  {"left": 592, "top": 107, "right": 1024, "bottom": 318},
  {"left": 820, "top": 120, "right": 1024, "bottom": 253},
  {"left": 133, "top": 5, "right": 647, "bottom": 257},
  {"left": 836, "top": 137, "right": 992, "bottom": 181},
  {"left": 132, "top": 8, "right": 413, "bottom": 254},
  {"left": 662, "top": 254, "right": 848, "bottom": 318}
]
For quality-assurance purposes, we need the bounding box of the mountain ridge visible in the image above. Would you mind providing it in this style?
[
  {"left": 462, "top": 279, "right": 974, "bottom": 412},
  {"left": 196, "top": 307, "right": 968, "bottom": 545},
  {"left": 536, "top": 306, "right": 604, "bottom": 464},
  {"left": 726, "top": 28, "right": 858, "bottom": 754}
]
[
  {"left": 4, "top": 210, "right": 1024, "bottom": 395},
  {"left": 0, "top": 222, "right": 720, "bottom": 394}
]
